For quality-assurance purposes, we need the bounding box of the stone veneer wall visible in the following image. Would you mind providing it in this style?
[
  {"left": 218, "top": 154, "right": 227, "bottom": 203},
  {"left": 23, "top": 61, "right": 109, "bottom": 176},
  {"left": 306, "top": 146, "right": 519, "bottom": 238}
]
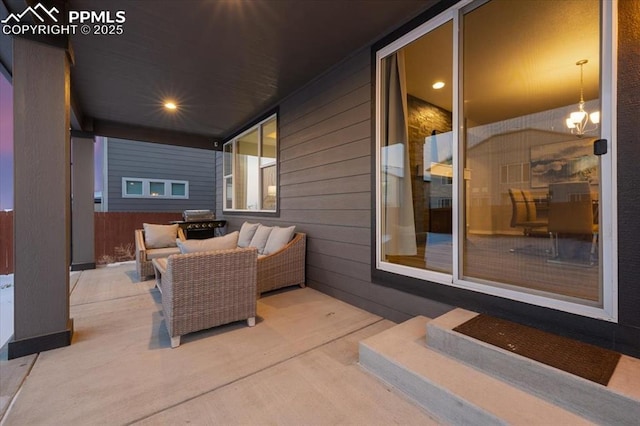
[{"left": 407, "top": 95, "right": 452, "bottom": 240}]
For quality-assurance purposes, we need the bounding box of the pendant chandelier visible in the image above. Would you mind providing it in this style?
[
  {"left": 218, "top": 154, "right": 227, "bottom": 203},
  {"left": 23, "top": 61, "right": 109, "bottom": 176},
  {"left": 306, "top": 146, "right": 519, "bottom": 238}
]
[{"left": 565, "top": 59, "right": 599, "bottom": 138}]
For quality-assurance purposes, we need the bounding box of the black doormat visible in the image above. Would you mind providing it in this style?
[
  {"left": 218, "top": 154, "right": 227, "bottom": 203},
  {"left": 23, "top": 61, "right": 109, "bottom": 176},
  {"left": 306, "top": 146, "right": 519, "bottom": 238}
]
[{"left": 453, "top": 314, "right": 621, "bottom": 386}]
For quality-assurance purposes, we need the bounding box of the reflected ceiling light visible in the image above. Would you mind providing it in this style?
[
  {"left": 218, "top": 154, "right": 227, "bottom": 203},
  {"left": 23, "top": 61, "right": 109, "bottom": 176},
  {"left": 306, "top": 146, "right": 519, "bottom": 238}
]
[
  {"left": 432, "top": 81, "right": 445, "bottom": 90},
  {"left": 164, "top": 101, "right": 177, "bottom": 111},
  {"left": 565, "top": 59, "right": 599, "bottom": 137}
]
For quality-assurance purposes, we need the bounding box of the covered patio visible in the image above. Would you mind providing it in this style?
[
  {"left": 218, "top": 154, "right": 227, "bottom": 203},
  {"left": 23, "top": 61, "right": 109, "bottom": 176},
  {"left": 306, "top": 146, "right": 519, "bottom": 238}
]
[
  {"left": 1, "top": 0, "right": 640, "bottom": 423},
  {"left": 0, "top": 262, "right": 437, "bottom": 424}
]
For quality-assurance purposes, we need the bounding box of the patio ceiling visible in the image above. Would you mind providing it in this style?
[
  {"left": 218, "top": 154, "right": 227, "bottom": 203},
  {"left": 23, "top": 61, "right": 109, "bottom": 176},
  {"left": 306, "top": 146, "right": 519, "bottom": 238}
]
[{"left": 1, "top": 0, "right": 436, "bottom": 147}]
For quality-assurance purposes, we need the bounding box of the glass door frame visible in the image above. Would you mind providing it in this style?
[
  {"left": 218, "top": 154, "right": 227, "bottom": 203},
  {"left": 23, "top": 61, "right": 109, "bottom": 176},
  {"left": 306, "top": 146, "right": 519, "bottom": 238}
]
[{"left": 375, "top": 7, "right": 460, "bottom": 287}]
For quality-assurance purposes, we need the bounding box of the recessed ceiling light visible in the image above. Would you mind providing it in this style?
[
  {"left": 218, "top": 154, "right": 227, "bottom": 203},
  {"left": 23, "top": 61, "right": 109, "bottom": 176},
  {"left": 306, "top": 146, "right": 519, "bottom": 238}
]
[
  {"left": 432, "top": 81, "right": 445, "bottom": 90},
  {"left": 164, "top": 102, "right": 177, "bottom": 110}
]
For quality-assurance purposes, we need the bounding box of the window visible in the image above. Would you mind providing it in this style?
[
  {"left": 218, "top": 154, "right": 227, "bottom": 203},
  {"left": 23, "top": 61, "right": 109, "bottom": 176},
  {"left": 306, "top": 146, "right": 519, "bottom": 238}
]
[
  {"left": 122, "top": 178, "right": 188, "bottom": 199},
  {"left": 223, "top": 114, "right": 277, "bottom": 212},
  {"left": 376, "top": 0, "right": 616, "bottom": 320}
]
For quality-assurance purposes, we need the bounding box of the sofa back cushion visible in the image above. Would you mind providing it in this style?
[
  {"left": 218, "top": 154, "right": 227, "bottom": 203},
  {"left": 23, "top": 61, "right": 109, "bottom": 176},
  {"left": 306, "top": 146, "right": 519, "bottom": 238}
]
[
  {"left": 263, "top": 226, "right": 296, "bottom": 255},
  {"left": 144, "top": 223, "right": 179, "bottom": 249},
  {"left": 238, "top": 222, "right": 260, "bottom": 248},
  {"left": 177, "top": 231, "right": 239, "bottom": 254},
  {"left": 248, "top": 225, "right": 273, "bottom": 254}
]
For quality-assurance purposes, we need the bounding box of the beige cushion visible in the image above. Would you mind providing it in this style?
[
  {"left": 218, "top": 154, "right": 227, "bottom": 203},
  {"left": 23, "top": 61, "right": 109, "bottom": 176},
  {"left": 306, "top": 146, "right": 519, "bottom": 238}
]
[
  {"left": 263, "top": 226, "right": 296, "bottom": 255},
  {"left": 238, "top": 222, "right": 260, "bottom": 248},
  {"left": 146, "top": 246, "right": 181, "bottom": 259},
  {"left": 177, "top": 231, "right": 239, "bottom": 254},
  {"left": 143, "top": 223, "right": 179, "bottom": 249},
  {"left": 248, "top": 225, "right": 273, "bottom": 255}
]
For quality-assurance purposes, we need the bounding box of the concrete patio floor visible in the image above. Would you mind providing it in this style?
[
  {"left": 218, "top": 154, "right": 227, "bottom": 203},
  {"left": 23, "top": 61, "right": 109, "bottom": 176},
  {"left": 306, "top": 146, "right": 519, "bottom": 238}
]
[{"left": 0, "top": 262, "right": 438, "bottom": 425}]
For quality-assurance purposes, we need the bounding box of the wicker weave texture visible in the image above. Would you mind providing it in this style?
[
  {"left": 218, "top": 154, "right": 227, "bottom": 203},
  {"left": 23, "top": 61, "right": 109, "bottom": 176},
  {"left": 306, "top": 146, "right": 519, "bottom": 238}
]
[
  {"left": 257, "top": 233, "right": 306, "bottom": 294},
  {"left": 162, "top": 247, "right": 258, "bottom": 339},
  {"left": 134, "top": 229, "right": 155, "bottom": 279}
]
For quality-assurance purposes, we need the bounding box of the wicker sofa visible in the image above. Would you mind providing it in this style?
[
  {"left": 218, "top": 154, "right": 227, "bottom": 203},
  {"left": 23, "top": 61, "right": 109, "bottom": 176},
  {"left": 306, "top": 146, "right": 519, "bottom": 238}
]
[
  {"left": 152, "top": 247, "right": 258, "bottom": 348},
  {"left": 257, "top": 232, "right": 306, "bottom": 295}
]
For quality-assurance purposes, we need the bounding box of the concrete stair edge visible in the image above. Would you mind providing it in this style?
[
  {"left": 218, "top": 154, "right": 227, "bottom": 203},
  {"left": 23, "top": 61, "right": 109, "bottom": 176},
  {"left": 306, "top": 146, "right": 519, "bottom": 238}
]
[
  {"left": 359, "top": 340, "right": 504, "bottom": 426},
  {"left": 426, "top": 308, "right": 640, "bottom": 426},
  {"left": 358, "top": 316, "right": 592, "bottom": 426}
]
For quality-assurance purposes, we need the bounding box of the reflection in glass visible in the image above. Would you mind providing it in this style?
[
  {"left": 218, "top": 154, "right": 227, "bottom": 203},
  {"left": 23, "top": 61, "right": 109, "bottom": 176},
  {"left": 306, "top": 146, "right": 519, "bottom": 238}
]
[
  {"left": 126, "top": 180, "right": 142, "bottom": 195},
  {"left": 262, "top": 165, "right": 277, "bottom": 211},
  {"left": 461, "top": 0, "right": 601, "bottom": 305},
  {"left": 236, "top": 130, "right": 259, "bottom": 209},
  {"left": 225, "top": 178, "right": 233, "bottom": 209},
  {"left": 261, "top": 118, "right": 277, "bottom": 167},
  {"left": 171, "top": 183, "right": 185, "bottom": 197},
  {"left": 380, "top": 20, "right": 453, "bottom": 274},
  {"left": 149, "top": 182, "right": 164, "bottom": 196},
  {"left": 223, "top": 143, "right": 232, "bottom": 176}
]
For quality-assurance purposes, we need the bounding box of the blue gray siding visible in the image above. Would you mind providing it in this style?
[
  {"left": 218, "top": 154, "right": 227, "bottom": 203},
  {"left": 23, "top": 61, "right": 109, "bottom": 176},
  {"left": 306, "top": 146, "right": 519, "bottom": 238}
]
[{"left": 107, "top": 138, "right": 215, "bottom": 212}]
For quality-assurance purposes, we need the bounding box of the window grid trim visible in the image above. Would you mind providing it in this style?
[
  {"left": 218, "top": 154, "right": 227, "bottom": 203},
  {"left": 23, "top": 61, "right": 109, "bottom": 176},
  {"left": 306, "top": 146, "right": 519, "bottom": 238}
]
[{"left": 121, "top": 177, "right": 189, "bottom": 199}]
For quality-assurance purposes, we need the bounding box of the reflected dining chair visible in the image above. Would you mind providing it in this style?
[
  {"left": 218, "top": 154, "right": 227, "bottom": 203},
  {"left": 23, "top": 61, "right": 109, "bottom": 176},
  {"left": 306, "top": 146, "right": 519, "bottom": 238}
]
[
  {"left": 509, "top": 188, "right": 548, "bottom": 236},
  {"left": 547, "top": 181, "right": 598, "bottom": 265},
  {"left": 508, "top": 188, "right": 549, "bottom": 255}
]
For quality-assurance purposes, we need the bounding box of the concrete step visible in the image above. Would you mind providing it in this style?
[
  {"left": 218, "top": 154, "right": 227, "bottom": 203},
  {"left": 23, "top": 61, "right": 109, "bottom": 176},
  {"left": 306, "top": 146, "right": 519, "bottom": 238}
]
[
  {"left": 359, "top": 316, "right": 592, "bottom": 425},
  {"left": 426, "top": 309, "right": 640, "bottom": 426}
]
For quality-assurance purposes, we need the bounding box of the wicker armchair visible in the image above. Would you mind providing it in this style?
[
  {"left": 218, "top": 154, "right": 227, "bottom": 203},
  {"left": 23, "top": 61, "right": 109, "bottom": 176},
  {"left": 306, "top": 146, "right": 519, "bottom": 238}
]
[
  {"left": 153, "top": 247, "right": 258, "bottom": 348},
  {"left": 257, "top": 232, "right": 306, "bottom": 295},
  {"left": 135, "top": 228, "right": 185, "bottom": 280}
]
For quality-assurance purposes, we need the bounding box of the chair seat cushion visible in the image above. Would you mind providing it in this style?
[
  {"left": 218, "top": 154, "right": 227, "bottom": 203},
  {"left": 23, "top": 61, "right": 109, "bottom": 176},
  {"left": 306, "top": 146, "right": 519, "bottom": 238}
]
[{"left": 147, "top": 246, "right": 181, "bottom": 259}]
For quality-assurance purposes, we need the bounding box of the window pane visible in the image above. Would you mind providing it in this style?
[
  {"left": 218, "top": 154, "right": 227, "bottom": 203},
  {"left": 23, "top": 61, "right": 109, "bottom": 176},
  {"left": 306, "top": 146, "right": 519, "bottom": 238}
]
[
  {"left": 149, "top": 181, "right": 165, "bottom": 196},
  {"left": 125, "top": 180, "right": 143, "bottom": 195},
  {"left": 261, "top": 117, "right": 277, "bottom": 166},
  {"left": 461, "top": 0, "right": 601, "bottom": 304},
  {"left": 235, "top": 129, "right": 260, "bottom": 209},
  {"left": 171, "top": 182, "right": 185, "bottom": 196},
  {"left": 262, "top": 165, "right": 277, "bottom": 211},
  {"left": 223, "top": 142, "right": 232, "bottom": 176},
  {"left": 225, "top": 178, "right": 233, "bottom": 209},
  {"left": 380, "top": 20, "right": 453, "bottom": 274}
]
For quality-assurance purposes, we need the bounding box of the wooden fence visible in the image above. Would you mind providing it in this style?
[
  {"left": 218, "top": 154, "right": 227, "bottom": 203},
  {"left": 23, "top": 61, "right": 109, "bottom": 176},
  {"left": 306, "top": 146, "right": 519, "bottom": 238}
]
[
  {"left": 0, "top": 211, "right": 183, "bottom": 274},
  {"left": 0, "top": 211, "right": 13, "bottom": 275}
]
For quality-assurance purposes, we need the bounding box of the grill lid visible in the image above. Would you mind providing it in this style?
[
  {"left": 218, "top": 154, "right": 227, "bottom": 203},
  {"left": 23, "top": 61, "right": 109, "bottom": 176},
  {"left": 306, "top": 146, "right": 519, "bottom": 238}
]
[{"left": 182, "top": 210, "right": 215, "bottom": 221}]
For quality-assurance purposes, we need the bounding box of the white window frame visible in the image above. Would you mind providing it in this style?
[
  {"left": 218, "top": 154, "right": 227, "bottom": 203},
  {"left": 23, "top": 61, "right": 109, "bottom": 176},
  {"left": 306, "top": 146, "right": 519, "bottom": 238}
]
[
  {"left": 121, "top": 177, "right": 189, "bottom": 199},
  {"left": 223, "top": 114, "right": 278, "bottom": 213},
  {"left": 375, "top": 0, "right": 618, "bottom": 322}
]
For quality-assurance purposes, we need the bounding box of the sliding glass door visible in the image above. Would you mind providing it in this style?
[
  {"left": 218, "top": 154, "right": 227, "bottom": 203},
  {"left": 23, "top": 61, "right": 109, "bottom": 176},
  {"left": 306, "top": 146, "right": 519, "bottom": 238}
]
[
  {"left": 461, "top": 0, "right": 602, "bottom": 304},
  {"left": 376, "top": 0, "right": 616, "bottom": 320}
]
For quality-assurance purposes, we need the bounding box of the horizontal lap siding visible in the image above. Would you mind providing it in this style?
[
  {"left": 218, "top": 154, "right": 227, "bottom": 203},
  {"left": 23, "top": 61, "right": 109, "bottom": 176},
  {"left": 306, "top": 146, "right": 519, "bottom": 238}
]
[
  {"left": 279, "top": 52, "right": 372, "bottom": 303},
  {"left": 277, "top": 51, "right": 425, "bottom": 319},
  {"left": 219, "top": 49, "right": 452, "bottom": 322},
  {"left": 107, "top": 138, "right": 216, "bottom": 212},
  {"left": 280, "top": 52, "right": 371, "bottom": 246}
]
